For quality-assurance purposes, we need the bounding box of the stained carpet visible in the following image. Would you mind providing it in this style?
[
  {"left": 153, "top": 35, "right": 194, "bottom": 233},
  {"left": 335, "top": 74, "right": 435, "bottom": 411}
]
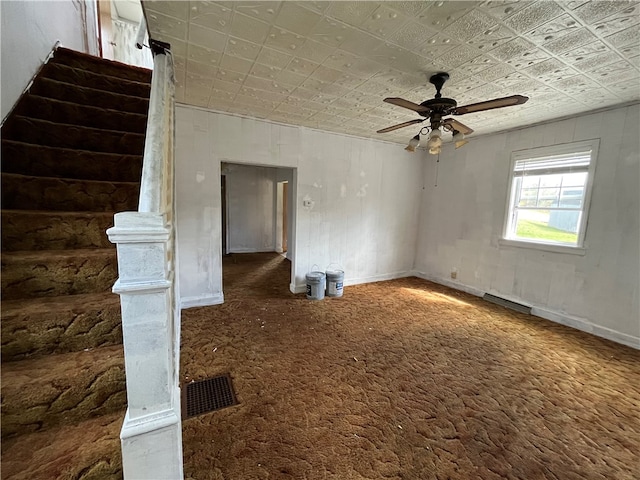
[
  {"left": 181, "top": 252, "right": 639, "bottom": 480},
  {"left": 1, "top": 47, "right": 150, "bottom": 479}
]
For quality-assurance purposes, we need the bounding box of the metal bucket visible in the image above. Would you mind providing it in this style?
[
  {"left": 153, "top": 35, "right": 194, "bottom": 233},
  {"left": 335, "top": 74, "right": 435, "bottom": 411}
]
[{"left": 306, "top": 270, "right": 326, "bottom": 300}]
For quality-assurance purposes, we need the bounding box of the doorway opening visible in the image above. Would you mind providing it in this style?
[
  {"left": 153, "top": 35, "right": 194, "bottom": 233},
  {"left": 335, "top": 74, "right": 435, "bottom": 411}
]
[
  {"left": 220, "top": 162, "right": 296, "bottom": 295},
  {"left": 221, "top": 174, "right": 228, "bottom": 256},
  {"left": 276, "top": 181, "right": 288, "bottom": 256}
]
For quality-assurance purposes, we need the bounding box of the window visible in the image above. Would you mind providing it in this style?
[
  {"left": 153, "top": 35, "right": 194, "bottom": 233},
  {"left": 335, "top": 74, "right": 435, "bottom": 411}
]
[{"left": 503, "top": 139, "right": 599, "bottom": 250}]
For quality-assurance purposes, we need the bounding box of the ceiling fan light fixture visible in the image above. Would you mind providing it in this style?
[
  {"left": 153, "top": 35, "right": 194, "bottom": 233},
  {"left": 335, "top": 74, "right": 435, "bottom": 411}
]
[
  {"left": 455, "top": 138, "right": 469, "bottom": 149},
  {"left": 454, "top": 132, "right": 469, "bottom": 149},
  {"left": 429, "top": 146, "right": 442, "bottom": 155},
  {"left": 405, "top": 134, "right": 420, "bottom": 152},
  {"left": 426, "top": 128, "right": 442, "bottom": 150}
]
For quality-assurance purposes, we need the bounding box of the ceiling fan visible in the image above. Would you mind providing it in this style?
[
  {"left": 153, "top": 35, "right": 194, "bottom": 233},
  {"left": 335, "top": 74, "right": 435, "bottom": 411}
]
[{"left": 377, "top": 72, "right": 528, "bottom": 154}]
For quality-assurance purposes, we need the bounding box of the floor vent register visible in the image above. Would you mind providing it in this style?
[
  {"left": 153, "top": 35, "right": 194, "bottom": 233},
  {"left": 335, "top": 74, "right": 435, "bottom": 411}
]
[{"left": 183, "top": 373, "right": 238, "bottom": 419}]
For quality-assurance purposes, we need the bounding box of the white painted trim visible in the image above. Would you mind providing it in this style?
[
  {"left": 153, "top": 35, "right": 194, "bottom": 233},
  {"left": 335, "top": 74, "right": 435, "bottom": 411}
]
[
  {"left": 411, "top": 272, "right": 639, "bottom": 350},
  {"left": 344, "top": 271, "right": 413, "bottom": 287},
  {"left": 228, "top": 247, "right": 273, "bottom": 253},
  {"left": 180, "top": 293, "right": 224, "bottom": 309},
  {"left": 531, "top": 306, "right": 640, "bottom": 350},
  {"left": 107, "top": 212, "right": 170, "bottom": 243},
  {"left": 501, "top": 138, "right": 600, "bottom": 252},
  {"left": 107, "top": 228, "right": 171, "bottom": 243},
  {"left": 139, "top": 52, "right": 170, "bottom": 213},
  {"left": 498, "top": 238, "right": 586, "bottom": 256},
  {"left": 120, "top": 407, "right": 181, "bottom": 439},
  {"left": 112, "top": 278, "right": 171, "bottom": 294}
]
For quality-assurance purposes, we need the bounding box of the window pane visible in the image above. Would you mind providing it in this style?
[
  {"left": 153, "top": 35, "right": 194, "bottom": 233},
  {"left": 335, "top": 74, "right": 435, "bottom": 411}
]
[
  {"left": 540, "top": 174, "right": 562, "bottom": 187},
  {"left": 518, "top": 188, "right": 537, "bottom": 207},
  {"left": 561, "top": 172, "right": 588, "bottom": 187},
  {"left": 513, "top": 209, "right": 579, "bottom": 245},
  {"left": 505, "top": 139, "right": 597, "bottom": 248},
  {"left": 537, "top": 187, "right": 559, "bottom": 207},
  {"left": 559, "top": 187, "right": 584, "bottom": 207},
  {"left": 522, "top": 176, "right": 540, "bottom": 188}
]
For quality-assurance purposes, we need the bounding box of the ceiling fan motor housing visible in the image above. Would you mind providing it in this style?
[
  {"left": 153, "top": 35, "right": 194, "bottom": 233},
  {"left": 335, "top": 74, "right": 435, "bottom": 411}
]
[{"left": 430, "top": 72, "right": 450, "bottom": 98}]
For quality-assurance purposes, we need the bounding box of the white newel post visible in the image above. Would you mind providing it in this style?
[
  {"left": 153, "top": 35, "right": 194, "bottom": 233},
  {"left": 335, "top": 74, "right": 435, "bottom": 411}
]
[
  {"left": 107, "top": 212, "right": 183, "bottom": 479},
  {"left": 107, "top": 45, "right": 183, "bottom": 479}
]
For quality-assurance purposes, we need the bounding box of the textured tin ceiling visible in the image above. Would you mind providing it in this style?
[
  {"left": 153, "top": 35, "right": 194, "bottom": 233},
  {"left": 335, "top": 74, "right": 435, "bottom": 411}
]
[{"left": 143, "top": 1, "right": 640, "bottom": 144}]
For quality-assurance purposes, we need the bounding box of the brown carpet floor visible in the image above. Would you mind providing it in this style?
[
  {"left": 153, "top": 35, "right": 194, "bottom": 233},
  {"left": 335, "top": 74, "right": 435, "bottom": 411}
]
[{"left": 181, "top": 252, "right": 640, "bottom": 480}]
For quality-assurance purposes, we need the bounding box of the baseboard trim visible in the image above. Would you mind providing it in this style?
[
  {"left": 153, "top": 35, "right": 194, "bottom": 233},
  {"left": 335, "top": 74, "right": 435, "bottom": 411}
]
[
  {"left": 531, "top": 306, "right": 640, "bottom": 350},
  {"left": 228, "top": 248, "right": 274, "bottom": 253},
  {"left": 411, "top": 271, "right": 639, "bottom": 350},
  {"left": 411, "top": 271, "right": 485, "bottom": 297},
  {"left": 180, "top": 293, "right": 224, "bottom": 309}
]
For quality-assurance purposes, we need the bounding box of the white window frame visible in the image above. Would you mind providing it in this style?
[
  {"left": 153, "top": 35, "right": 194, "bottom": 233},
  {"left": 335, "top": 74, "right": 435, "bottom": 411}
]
[{"left": 500, "top": 139, "right": 599, "bottom": 255}]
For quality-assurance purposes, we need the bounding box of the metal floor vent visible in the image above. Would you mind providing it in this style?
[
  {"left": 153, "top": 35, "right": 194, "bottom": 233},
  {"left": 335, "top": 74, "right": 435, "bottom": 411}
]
[
  {"left": 483, "top": 293, "right": 532, "bottom": 314},
  {"left": 183, "top": 373, "right": 238, "bottom": 419}
]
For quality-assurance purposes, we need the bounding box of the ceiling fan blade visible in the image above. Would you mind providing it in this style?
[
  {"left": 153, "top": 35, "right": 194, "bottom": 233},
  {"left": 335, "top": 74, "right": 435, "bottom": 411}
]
[
  {"left": 453, "top": 95, "right": 529, "bottom": 115},
  {"left": 443, "top": 118, "right": 474, "bottom": 135},
  {"left": 383, "top": 97, "right": 431, "bottom": 114},
  {"left": 376, "top": 118, "right": 425, "bottom": 134}
]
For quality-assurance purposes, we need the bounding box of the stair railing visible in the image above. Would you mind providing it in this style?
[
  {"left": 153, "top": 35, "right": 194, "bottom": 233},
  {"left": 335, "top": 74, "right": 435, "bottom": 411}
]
[{"left": 107, "top": 42, "right": 183, "bottom": 479}]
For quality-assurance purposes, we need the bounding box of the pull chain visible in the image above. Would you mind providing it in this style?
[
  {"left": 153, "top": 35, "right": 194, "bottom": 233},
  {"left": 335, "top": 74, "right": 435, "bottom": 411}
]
[{"left": 434, "top": 152, "right": 440, "bottom": 187}]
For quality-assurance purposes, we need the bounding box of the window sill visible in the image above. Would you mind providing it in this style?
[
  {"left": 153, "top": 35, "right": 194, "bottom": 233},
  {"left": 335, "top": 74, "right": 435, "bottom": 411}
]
[{"left": 499, "top": 238, "right": 586, "bottom": 256}]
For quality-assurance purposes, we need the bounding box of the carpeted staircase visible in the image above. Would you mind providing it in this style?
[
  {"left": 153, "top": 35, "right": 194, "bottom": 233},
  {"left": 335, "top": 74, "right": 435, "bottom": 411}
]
[{"left": 1, "top": 47, "right": 151, "bottom": 479}]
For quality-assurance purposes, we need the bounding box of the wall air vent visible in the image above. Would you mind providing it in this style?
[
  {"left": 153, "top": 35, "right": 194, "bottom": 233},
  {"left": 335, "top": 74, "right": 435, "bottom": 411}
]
[{"left": 483, "top": 293, "right": 532, "bottom": 315}]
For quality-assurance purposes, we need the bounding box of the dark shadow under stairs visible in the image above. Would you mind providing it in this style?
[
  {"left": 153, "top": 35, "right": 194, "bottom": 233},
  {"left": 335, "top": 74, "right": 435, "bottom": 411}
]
[{"left": 1, "top": 47, "right": 151, "bottom": 479}]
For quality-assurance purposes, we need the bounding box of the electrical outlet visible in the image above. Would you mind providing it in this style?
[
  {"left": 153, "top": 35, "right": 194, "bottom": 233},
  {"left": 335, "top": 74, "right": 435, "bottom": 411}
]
[{"left": 450, "top": 271, "right": 457, "bottom": 279}]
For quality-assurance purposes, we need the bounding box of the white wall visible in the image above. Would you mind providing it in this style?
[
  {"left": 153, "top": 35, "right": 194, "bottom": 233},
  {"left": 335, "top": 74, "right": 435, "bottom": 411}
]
[
  {"left": 1, "top": 0, "right": 99, "bottom": 121},
  {"left": 112, "top": 18, "right": 153, "bottom": 69},
  {"left": 175, "top": 105, "right": 424, "bottom": 306},
  {"left": 414, "top": 104, "right": 640, "bottom": 348},
  {"left": 222, "top": 163, "right": 277, "bottom": 253}
]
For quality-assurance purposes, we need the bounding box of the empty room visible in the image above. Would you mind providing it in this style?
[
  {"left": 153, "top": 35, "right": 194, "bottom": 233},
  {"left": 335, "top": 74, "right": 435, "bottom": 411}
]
[{"left": 1, "top": 1, "right": 638, "bottom": 479}]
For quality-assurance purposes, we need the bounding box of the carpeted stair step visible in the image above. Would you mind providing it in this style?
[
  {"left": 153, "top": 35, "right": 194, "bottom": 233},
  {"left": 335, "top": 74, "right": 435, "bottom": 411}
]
[
  {"left": 1, "top": 173, "right": 139, "bottom": 212},
  {"left": 41, "top": 62, "right": 151, "bottom": 98},
  {"left": 0, "top": 411, "right": 123, "bottom": 479},
  {"left": 2, "top": 116, "right": 145, "bottom": 154},
  {"left": 30, "top": 78, "right": 149, "bottom": 114},
  {"left": 15, "top": 95, "right": 147, "bottom": 134},
  {"left": 0, "top": 345, "right": 126, "bottom": 439},
  {"left": 54, "top": 46, "right": 151, "bottom": 84},
  {"left": 1, "top": 210, "right": 114, "bottom": 252},
  {"left": 1, "top": 248, "right": 117, "bottom": 300},
  {"left": 1, "top": 292, "right": 122, "bottom": 362},
  {"left": 1, "top": 140, "right": 143, "bottom": 182}
]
